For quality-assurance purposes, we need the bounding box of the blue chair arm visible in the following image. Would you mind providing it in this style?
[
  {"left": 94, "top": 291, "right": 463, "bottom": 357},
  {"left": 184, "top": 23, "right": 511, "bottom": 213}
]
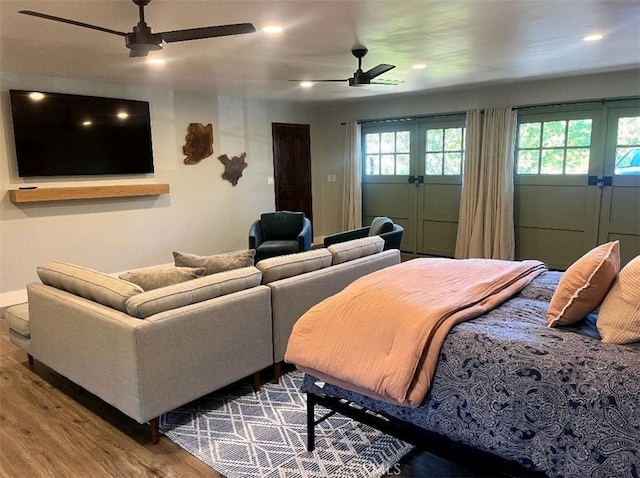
[
  {"left": 323, "top": 226, "right": 370, "bottom": 247},
  {"left": 248, "top": 220, "right": 263, "bottom": 249},
  {"left": 297, "top": 217, "right": 313, "bottom": 251},
  {"left": 380, "top": 224, "right": 404, "bottom": 250}
]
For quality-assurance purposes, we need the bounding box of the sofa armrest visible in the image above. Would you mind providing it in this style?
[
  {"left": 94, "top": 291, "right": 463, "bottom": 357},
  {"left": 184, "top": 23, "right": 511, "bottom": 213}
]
[
  {"left": 323, "top": 227, "right": 369, "bottom": 247},
  {"left": 248, "top": 220, "right": 263, "bottom": 249},
  {"left": 297, "top": 217, "right": 312, "bottom": 251}
]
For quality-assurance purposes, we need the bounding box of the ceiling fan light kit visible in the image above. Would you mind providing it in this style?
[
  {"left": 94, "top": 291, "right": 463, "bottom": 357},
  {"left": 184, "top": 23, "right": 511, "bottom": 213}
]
[{"left": 19, "top": 0, "right": 256, "bottom": 58}]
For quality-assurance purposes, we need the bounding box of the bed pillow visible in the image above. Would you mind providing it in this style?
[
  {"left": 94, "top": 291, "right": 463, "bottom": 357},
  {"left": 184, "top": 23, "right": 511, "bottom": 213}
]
[
  {"left": 119, "top": 266, "right": 206, "bottom": 291},
  {"left": 596, "top": 255, "right": 640, "bottom": 344},
  {"left": 547, "top": 241, "right": 620, "bottom": 327},
  {"left": 173, "top": 249, "right": 255, "bottom": 275}
]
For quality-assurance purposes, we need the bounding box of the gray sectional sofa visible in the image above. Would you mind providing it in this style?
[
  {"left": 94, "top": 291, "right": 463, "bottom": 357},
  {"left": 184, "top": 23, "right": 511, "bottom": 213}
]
[{"left": 3, "top": 236, "right": 400, "bottom": 443}]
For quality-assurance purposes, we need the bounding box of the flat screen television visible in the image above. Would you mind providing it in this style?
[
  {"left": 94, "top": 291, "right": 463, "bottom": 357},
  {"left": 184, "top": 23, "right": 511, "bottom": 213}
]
[{"left": 9, "top": 89, "right": 154, "bottom": 177}]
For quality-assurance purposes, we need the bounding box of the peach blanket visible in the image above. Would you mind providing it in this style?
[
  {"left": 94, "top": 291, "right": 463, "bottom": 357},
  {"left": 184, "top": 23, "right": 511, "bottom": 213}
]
[{"left": 285, "top": 258, "right": 547, "bottom": 407}]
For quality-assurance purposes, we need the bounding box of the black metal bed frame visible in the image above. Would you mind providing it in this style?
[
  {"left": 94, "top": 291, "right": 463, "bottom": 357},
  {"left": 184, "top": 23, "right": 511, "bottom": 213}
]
[{"left": 306, "top": 390, "right": 546, "bottom": 477}]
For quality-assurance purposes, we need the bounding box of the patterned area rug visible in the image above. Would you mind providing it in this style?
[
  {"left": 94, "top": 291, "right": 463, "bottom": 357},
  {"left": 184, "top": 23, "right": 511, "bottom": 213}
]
[{"left": 160, "top": 371, "right": 413, "bottom": 478}]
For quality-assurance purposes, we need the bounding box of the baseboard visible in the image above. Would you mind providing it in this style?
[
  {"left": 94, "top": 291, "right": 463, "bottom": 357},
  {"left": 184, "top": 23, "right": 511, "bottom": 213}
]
[{"left": 0, "top": 289, "right": 27, "bottom": 309}]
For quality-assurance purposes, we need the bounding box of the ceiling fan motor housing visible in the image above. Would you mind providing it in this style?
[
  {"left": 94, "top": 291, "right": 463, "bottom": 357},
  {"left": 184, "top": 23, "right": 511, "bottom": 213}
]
[{"left": 125, "top": 23, "right": 162, "bottom": 51}]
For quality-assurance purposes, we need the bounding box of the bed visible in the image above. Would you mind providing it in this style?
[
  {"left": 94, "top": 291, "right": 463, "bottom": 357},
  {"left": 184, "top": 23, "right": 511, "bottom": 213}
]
[{"left": 287, "top": 253, "right": 640, "bottom": 477}]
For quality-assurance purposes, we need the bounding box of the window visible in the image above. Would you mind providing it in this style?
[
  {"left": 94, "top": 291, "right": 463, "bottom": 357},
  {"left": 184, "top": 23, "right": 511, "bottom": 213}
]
[
  {"left": 364, "top": 130, "right": 411, "bottom": 175},
  {"left": 614, "top": 116, "right": 640, "bottom": 176},
  {"left": 516, "top": 119, "right": 592, "bottom": 174},
  {"left": 425, "top": 127, "right": 464, "bottom": 175}
]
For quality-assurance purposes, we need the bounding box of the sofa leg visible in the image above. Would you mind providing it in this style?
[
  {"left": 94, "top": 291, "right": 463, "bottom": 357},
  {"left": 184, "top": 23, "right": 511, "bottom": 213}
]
[
  {"left": 253, "top": 371, "right": 261, "bottom": 392},
  {"left": 27, "top": 354, "right": 34, "bottom": 368},
  {"left": 274, "top": 362, "right": 281, "bottom": 384},
  {"left": 150, "top": 417, "right": 160, "bottom": 445}
]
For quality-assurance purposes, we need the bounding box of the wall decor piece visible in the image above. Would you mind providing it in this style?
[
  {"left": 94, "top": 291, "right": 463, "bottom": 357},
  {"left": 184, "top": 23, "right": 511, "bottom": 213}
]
[
  {"left": 219, "top": 152, "right": 248, "bottom": 186},
  {"left": 183, "top": 123, "right": 214, "bottom": 165}
]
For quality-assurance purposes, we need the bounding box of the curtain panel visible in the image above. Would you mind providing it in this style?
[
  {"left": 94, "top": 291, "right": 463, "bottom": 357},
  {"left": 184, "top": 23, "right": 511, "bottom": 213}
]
[
  {"left": 455, "top": 108, "right": 517, "bottom": 260},
  {"left": 342, "top": 121, "right": 363, "bottom": 230}
]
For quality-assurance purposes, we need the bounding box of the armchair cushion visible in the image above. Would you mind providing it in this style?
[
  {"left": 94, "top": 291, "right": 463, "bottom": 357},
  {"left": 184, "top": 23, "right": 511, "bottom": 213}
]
[
  {"left": 173, "top": 249, "right": 255, "bottom": 275},
  {"left": 37, "top": 262, "right": 143, "bottom": 313},
  {"left": 119, "top": 267, "right": 206, "bottom": 291},
  {"left": 260, "top": 212, "right": 305, "bottom": 241},
  {"left": 125, "top": 266, "right": 262, "bottom": 319},
  {"left": 368, "top": 216, "right": 394, "bottom": 236}
]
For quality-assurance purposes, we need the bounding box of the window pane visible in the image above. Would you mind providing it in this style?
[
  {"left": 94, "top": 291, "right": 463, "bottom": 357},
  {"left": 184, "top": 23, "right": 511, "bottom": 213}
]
[
  {"left": 426, "top": 129, "right": 443, "bottom": 151},
  {"left": 396, "top": 154, "right": 410, "bottom": 175},
  {"left": 541, "top": 149, "right": 564, "bottom": 174},
  {"left": 365, "top": 134, "right": 380, "bottom": 154},
  {"left": 565, "top": 149, "right": 590, "bottom": 174},
  {"left": 617, "top": 117, "right": 640, "bottom": 146},
  {"left": 425, "top": 153, "right": 442, "bottom": 175},
  {"left": 518, "top": 123, "right": 541, "bottom": 148},
  {"left": 444, "top": 152, "right": 462, "bottom": 175},
  {"left": 567, "top": 119, "right": 592, "bottom": 147},
  {"left": 517, "top": 150, "right": 539, "bottom": 174},
  {"left": 396, "top": 131, "right": 411, "bottom": 152},
  {"left": 380, "top": 155, "right": 395, "bottom": 174},
  {"left": 366, "top": 155, "right": 379, "bottom": 175},
  {"left": 380, "top": 132, "right": 395, "bottom": 153},
  {"left": 542, "top": 121, "right": 566, "bottom": 148},
  {"left": 444, "top": 128, "right": 463, "bottom": 150}
]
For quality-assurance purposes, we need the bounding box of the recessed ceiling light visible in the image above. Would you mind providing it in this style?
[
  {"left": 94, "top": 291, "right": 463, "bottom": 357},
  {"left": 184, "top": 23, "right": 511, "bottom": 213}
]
[
  {"left": 117, "top": 112, "right": 129, "bottom": 119},
  {"left": 411, "top": 64, "right": 427, "bottom": 70},
  {"left": 583, "top": 33, "right": 604, "bottom": 42},
  {"left": 146, "top": 58, "right": 165, "bottom": 65},
  {"left": 82, "top": 120, "right": 92, "bottom": 126},
  {"left": 263, "top": 25, "right": 283, "bottom": 34},
  {"left": 300, "top": 81, "right": 313, "bottom": 88},
  {"left": 28, "top": 92, "right": 45, "bottom": 101}
]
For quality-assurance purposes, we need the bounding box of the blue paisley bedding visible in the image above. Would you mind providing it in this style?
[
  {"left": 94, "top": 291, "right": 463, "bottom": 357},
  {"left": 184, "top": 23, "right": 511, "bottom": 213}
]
[{"left": 301, "top": 271, "right": 640, "bottom": 477}]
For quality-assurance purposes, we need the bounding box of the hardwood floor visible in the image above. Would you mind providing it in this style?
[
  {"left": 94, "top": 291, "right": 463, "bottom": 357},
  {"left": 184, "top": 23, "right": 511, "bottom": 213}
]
[{"left": 0, "top": 316, "right": 532, "bottom": 478}]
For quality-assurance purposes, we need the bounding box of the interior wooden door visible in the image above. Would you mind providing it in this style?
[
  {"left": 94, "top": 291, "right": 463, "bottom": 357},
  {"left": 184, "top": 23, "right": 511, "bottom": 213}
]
[{"left": 271, "top": 123, "right": 313, "bottom": 222}]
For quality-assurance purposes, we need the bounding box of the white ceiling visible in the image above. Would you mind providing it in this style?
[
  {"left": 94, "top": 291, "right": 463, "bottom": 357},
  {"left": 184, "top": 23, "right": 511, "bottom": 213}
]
[{"left": 1, "top": 0, "right": 639, "bottom": 102}]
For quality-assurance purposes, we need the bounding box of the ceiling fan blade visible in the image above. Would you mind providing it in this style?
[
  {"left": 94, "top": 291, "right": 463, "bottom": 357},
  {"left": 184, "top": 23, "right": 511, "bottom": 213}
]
[
  {"left": 371, "top": 79, "right": 403, "bottom": 86},
  {"left": 363, "top": 64, "right": 395, "bottom": 80},
  {"left": 161, "top": 23, "right": 256, "bottom": 43},
  {"left": 289, "top": 79, "right": 347, "bottom": 83},
  {"left": 19, "top": 10, "right": 125, "bottom": 37}
]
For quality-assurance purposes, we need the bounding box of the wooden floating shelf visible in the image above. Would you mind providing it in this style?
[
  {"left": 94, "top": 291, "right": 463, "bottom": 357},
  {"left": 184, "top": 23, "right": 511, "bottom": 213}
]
[{"left": 9, "top": 184, "right": 170, "bottom": 204}]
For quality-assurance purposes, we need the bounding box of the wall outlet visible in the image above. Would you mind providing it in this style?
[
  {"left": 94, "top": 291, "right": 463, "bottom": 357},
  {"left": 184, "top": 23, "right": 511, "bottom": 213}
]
[
  {"left": 328, "top": 174, "right": 337, "bottom": 183},
  {"left": 267, "top": 176, "right": 274, "bottom": 185}
]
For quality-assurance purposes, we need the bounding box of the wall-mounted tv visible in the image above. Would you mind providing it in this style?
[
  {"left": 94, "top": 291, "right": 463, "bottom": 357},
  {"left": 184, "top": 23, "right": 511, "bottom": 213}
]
[{"left": 9, "top": 89, "right": 154, "bottom": 177}]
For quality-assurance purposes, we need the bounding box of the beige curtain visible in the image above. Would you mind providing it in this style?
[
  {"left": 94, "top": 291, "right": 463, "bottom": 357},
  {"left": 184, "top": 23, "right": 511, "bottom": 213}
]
[
  {"left": 455, "top": 108, "right": 517, "bottom": 260},
  {"left": 342, "top": 121, "right": 362, "bottom": 230}
]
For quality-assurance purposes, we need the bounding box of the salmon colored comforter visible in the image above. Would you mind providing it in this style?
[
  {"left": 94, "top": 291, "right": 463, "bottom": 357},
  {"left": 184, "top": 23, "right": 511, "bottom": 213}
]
[{"left": 285, "top": 258, "right": 547, "bottom": 407}]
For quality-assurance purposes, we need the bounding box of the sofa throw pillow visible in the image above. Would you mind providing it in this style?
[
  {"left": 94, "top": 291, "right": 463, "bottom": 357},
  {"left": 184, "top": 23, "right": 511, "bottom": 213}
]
[
  {"left": 37, "top": 261, "right": 143, "bottom": 313},
  {"left": 173, "top": 249, "right": 255, "bottom": 275},
  {"left": 119, "top": 266, "right": 206, "bottom": 291},
  {"left": 596, "top": 255, "right": 640, "bottom": 344},
  {"left": 546, "top": 241, "right": 620, "bottom": 327},
  {"left": 368, "top": 216, "right": 394, "bottom": 236}
]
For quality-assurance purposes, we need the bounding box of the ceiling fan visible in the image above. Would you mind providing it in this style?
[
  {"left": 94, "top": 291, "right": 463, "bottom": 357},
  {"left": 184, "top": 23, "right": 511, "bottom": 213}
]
[
  {"left": 19, "top": 0, "right": 256, "bottom": 58},
  {"left": 292, "top": 47, "right": 398, "bottom": 87}
]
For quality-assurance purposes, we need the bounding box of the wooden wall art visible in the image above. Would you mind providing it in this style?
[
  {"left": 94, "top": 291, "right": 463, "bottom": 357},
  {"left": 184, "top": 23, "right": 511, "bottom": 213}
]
[
  {"left": 183, "top": 123, "right": 214, "bottom": 165},
  {"left": 218, "top": 152, "right": 248, "bottom": 186}
]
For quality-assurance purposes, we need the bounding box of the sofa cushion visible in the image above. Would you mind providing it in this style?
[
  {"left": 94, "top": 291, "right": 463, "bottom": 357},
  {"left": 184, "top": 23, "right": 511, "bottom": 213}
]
[
  {"left": 257, "top": 249, "right": 332, "bottom": 284},
  {"left": 260, "top": 212, "right": 304, "bottom": 241},
  {"left": 125, "top": 266, "right": 262, "bottom": 319},
  {"left": 119, "top": 266, "right": 206, "bottom": 291},
  {"left": 368, "top": 216, "right": 394, "bottom": 236},
  {"left": 328, "top": 236, "right": 385, "bottom": 265},
  {"left": 173, "top": 249, "right": 255, "bottom": 275},
  {"left": 547, "top": 241, "right": 620, "bottom": 327},
  {"left": 37, "top": 262, "right": 143, "bottom": 313},
  {"left": 597, "top": 255, "right": 640, "bottom": 344},
  {"left": 4, "top": 303, "right": 30, "bottom": 337}
]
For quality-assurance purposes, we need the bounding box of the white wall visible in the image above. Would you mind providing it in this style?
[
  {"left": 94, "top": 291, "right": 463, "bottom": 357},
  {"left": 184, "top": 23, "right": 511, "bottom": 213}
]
[
  {"left": 310, "top": 69, "right": 640, "bottom": 238},
  {"left": 0, "top": 73, "right": 310, "bottom": 303}
]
